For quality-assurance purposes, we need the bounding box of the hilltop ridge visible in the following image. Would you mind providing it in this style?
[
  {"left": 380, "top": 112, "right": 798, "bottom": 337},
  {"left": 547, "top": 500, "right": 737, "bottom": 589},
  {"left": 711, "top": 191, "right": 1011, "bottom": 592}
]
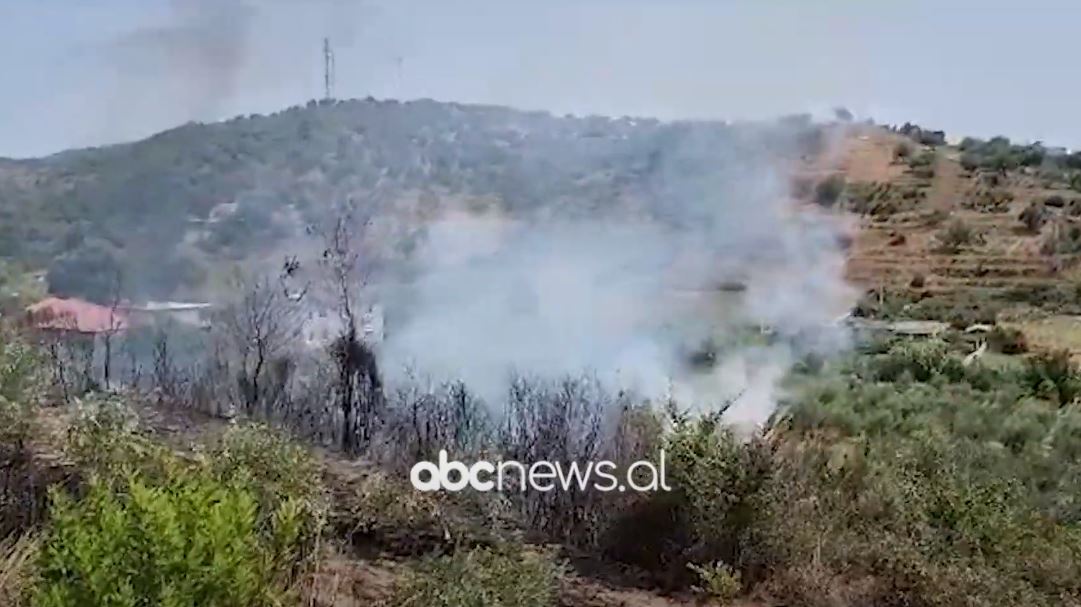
[{"left": 0, "top": 97, "right": 827, "bottom": 304}]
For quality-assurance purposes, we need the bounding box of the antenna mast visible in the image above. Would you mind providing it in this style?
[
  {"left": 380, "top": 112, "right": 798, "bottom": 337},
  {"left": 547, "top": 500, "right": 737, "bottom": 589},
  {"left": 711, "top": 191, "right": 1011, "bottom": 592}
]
[{"left": 323, "top": 37, "right": 335, "bottom": 100}]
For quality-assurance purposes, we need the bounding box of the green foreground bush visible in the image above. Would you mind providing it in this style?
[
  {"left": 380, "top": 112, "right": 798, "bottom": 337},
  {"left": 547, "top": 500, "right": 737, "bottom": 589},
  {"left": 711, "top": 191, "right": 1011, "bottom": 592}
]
[
  {"left": 36, "top": 473, "right": 299, "bottom": 607},
  {"left": 766, "top": 343, "right": 1081, "bottom": 605},
  {"left": 29, "top": 399, "right": 324, "bottom": 607},
  {"left": 596, "top": 340, "right": 1081, "bottom": 606}
]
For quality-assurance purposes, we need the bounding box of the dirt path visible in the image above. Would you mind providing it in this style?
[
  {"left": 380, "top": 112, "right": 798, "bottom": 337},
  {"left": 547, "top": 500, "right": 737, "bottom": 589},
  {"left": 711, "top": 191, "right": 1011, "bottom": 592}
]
[
  {"left": 925, "top": 150, "right": 963, "bottom": 212},
  {"left": 835, "top": 131, "right": 904, "bottom": 183}
]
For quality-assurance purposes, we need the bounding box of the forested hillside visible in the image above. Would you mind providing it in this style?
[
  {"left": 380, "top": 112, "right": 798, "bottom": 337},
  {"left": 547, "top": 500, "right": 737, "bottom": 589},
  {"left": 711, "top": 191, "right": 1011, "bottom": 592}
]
[{"left": 0, "top": 98, "right": 826, "bottom": 303}]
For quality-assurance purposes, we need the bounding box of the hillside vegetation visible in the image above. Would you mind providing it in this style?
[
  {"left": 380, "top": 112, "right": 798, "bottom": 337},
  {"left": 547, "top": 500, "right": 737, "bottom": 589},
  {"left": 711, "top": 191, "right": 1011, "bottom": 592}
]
[
  {"left": 4, "top": 99, "right": 1081, "bottom": 606},
  {"left": 0, "top": 98, "right": 823, "bottom": 303},
  {"left": 4, "top": 317, "right": 1081, "bottom": 605}
]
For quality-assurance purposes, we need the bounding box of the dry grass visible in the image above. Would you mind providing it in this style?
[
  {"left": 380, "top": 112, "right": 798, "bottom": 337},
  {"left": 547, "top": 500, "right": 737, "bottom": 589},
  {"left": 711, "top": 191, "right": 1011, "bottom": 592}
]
[
  {"left": 299, "top": 548, "right": 402, "bottom": 607},
  {"left": 1006, "top": 315, "right": 1081, "bottom": 362},
  {"left": 0, "top": 533, "right": 37, "bottom": 606}
]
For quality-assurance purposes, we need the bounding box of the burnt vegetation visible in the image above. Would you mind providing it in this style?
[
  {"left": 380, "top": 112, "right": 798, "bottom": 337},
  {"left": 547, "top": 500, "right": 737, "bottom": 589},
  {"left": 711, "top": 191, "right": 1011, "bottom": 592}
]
[
  {"left": 4, "top": 102, "right": 1081, "bottom": 607},
  {"left": 6, "top": 307, "right": 1081, "bottom": 606}
]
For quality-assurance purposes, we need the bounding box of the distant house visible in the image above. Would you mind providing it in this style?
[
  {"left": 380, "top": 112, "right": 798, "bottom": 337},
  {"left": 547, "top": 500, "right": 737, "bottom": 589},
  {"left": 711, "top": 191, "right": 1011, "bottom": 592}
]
[
  {"left": 25, "top": 297, "right": 128, "bottom": 335},
  {"left": 301, "top": 304, "right": 384, "bottom": 349},
  {"left": 126, "top": 301, "right": 213, "bottom": 329},
  {"left": 362, "top": 304, "right": 384, "bottom": 343}
]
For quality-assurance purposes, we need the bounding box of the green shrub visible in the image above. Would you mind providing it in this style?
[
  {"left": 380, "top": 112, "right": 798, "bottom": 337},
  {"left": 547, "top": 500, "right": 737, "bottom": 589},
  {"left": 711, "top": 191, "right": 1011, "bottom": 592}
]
[
  {"left": 988, "top": 326, "right": 1028, "bottom": 354},
  {"left": 770, "top": 360, "right": 1081, "bottom": 606},
  {"left": 662, "top": 412, "right": 771, "bottom": 572},
  {"left": 935, "top": 219, "right": 981, "bottom": 253},
  {"left": 51, "top": 405, "right": 324, "bottom": 606},
  {"left": 64, "top": 396, "right": 173, "bottom": 482},
  {"left": 1044, "top": 194, "right": 1067, "bottom": 208},
  {"left": 865, "top": 339, "right": 966, "bottom": 383},
  {"left": 0, "top": 332, "right": 51, "bottom": 538},
  {"left": 389, "top": 545, "right": 563, "bottom": 607},
  {"left": 1019, "top": 200, "right": 1050, "bottom": 232},
  {"left": 907, "top": 150, "right": 935, "bottom": 168},
  {"left": 964, "top": 187, "right": 1014, "bottom": 213},
  {"left": 844, "top": 182, "right": 923, "bottom": 217},
  {"left": 0, "top": 331, "right": 43, "bottom": 404},
  {"left": 203, "top": 424, "right": 322, "bottom": 511},
  {"left": 688, "top": 561, "right": 742, "bottom": 604},
  {"left": 35, "top": 471, "right": 304, "bottom": 607},
  {"left": 756, "top": 431, "right": 1081, "bottom": 607},
  {"left": 958, "top": 137, "right": 1046, "bottom": 174},
  {"left": 893, "top": 141, "right": 913, "bottom": 160},
  {"left": 1023, "top": 350, "right": 1081, "bottom": 405},
  {"left": 0, "top": 330, "right": 42, "bottom": 451},
  {"left": 813, "top": 174, "right": 846, "bottom": 207}
]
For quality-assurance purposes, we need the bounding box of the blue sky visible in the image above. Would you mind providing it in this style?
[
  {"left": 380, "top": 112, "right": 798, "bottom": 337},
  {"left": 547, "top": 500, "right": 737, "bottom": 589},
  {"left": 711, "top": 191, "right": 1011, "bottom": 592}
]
[{"left": 1, "top": 0, "right": 1078, "bottom": 157}]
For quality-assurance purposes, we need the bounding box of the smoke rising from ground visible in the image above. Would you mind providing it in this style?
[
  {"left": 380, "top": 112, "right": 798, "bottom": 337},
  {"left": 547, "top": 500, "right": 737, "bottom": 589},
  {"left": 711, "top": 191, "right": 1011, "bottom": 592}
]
[{"left": 376, "top": 128, "right": 857, "bottom": 423}]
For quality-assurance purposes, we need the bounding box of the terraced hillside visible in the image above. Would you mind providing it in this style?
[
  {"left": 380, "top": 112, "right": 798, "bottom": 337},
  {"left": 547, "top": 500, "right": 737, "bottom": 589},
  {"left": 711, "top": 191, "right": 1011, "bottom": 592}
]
[{"left": 831, "top": 126, "right": 1081, "bottom": 355}]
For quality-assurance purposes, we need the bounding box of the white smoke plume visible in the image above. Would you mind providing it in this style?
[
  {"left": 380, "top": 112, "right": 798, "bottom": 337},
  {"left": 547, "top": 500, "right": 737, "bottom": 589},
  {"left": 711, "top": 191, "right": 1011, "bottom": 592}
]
[{"left": 375, "top": 124, "right": 857, "bottom": 424}]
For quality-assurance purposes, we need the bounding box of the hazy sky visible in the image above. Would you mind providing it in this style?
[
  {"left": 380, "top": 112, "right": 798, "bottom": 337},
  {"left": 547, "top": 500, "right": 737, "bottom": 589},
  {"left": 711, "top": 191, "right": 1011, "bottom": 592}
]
[{"left": 1, "top": 0, "right": 1078, "bottom": 158}]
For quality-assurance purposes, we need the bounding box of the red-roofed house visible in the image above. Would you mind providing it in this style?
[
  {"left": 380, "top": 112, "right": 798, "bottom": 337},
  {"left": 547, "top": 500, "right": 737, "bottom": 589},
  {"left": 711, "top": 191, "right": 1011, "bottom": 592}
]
[{"left": 25, "top": 297, "right": 129, "bottom": 335}]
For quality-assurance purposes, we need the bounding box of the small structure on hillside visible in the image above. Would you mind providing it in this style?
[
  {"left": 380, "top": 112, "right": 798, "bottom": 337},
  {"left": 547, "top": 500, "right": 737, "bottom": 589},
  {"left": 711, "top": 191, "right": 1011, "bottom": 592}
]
[
  {"left": 839, "top": 315, "right": 950, "bottom": 338},
  {"left": 25, "top": 297, "right": 128, "bottom": 335},
  {"left": 126, "top": 301, "right": 213, "bottom": 329},
  {"left": 301, "top": 304, "right": 384, "bottom": 349},
  {"left": 361, "top": 304, "right": 384, "bottom": 343}
]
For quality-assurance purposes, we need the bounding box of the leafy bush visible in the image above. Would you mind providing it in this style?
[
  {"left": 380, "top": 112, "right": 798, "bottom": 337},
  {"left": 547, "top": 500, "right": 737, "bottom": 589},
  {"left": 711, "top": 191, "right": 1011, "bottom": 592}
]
[
  {"left": 0, "top": 262, "right": 46, "bottom": 314},
  {"left": 813, "top": 174, "right": 846, "bottom": 207},
  {"left": 64, "top": 395, "right": 165, "bottom": 480},
  {"left": 389, "top": 545, "right": 563, "bottom": 607},
  {"left": 906, "top": 149, "right": 935, "bottom": 170},
  {"left": 1023, "top": 350, "right": 1081, "bottom": 405},
  {"left": 0, "top": 332, "right": 53, "bottom": 537},
  {"left": 897, "top": 123, "right": 946, "bottom": 146},
  {"left": 905, "top": 152, "right": 936, "bottom": 180},
  {"left": 1044, "top": 194, "right": 1067, "bottom": 208},
  {"left": 35, "top": 472, "right": 302, "bottom": 607},
  {"left": 988, "top": 326, "right": 1028, "bottom": 354},
  {"left": 638, "top": 412, "right": 771, "bottom": 581},
  {"left": 756, "top": 432, "right": 1081, "bottom": 607},
  {"left": 864, "top": 339, "right": 966, "bottom": 383},
  {"left": 204, "top": 424, "right": 323, "bottom": 513},
  {"left": 47, "top": 404, "right": 324, "bottom": 606},
  {"left": 844, "top": 181, "right": 923, "bottom": 217},
  {"left": 964, "top": 187, "right": 1014, "bottom": 213},
  {"left": 959, "top": 136, "right": 1046, "bottom": 173},
  {"left": 1019, "top": 200, "right": 1050, "bottom": 232},
  {"left": 935, "top": 219, "right": 981, "bottom": 253},
  {"left": 688, "top": 561, "right": 742, "bottom": 604},
  {"left": 768, "top": 352, "right": 1081, "bottom": 606},
  {"left": 0, "top": 331, "right": 42, "bottom": 450}
]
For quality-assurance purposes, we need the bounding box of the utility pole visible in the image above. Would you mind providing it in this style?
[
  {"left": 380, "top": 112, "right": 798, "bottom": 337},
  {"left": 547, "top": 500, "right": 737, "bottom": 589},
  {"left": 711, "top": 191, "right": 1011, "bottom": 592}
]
[{"left": 323, "top": 37, "right": 335, "bottom": 101}]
